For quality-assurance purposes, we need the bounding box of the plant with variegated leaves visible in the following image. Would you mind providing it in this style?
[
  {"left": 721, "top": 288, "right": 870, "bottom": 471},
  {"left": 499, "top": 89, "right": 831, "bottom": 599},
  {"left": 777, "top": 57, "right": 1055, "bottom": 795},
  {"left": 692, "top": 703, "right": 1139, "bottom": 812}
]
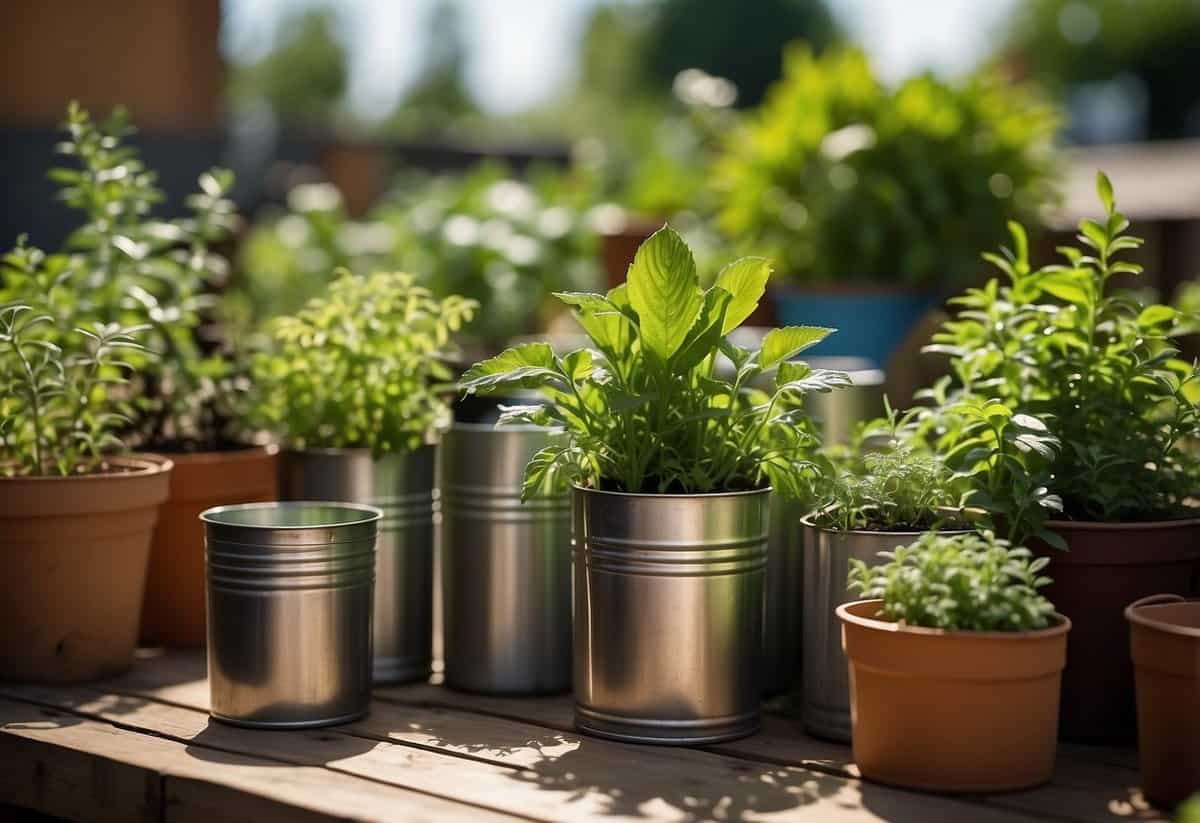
[{"left": 461, "top": 225, "right": 850, "bottom": 498}]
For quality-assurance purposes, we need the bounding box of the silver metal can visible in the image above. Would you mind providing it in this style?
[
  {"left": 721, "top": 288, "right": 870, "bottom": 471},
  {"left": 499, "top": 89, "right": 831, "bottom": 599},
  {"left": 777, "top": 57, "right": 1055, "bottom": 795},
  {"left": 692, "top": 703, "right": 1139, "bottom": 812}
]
[
  {"left": 802, "top": 522, "right": 967, "bottom": 741},
  {"left": 441, "top": 424, "right": 571, "bottom": 694},
  {"left": 281, "top": 447, "right": 437, "bottom": 683},
  {"left": 202, "top": 501, "right": 380, "bottom": 728},
  {"left": 573, "top": 486, "right": 768, "bottom": 744},
  {"left": 762, "top": 493, "right": 805, "bottom": 696}
]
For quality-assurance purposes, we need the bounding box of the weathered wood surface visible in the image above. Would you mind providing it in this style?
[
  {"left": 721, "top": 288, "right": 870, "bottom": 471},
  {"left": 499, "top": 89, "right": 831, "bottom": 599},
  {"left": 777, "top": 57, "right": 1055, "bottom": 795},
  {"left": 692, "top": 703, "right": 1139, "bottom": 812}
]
[{"left": 0, "top": 652, "right": 1167, "bottom": 822}]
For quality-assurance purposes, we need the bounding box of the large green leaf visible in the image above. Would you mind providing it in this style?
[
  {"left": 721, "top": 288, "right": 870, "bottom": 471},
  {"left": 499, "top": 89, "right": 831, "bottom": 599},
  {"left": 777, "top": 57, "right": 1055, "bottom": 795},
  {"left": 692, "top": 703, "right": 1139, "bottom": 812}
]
[
  {"left": 759, "top": 326, "right": 834, "bottom": 369},
  {"left": 714, "top": 257, "right": 771, "bottom": 334},
  {"left": 672, "top": 287, "right": 732, "bottom": 372},
  {"left": 459, "top": 342, "right": 565, "bottom": 394},
  {"left": 626, "top": 226, "right": 702, "bottom": 361}
]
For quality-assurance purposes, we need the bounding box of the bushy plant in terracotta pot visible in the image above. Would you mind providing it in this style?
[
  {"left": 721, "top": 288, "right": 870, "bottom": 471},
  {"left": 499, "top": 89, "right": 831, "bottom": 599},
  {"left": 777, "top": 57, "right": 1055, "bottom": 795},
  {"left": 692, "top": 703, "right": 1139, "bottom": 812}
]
[
  {"left": 0, "top": 301, "right": 172, "bottom": 682},
  {"left": 917, "top": 172, "right": 1200, "bottom": 741},
  {"left": 9, "top": 104, "right": 281, "bottom": 648},
  {"left": 462, "top": 226, "right": 849, "bottom": 744},
  {"left": 251, "top": 268, "right": 476, "bottom": 683},
  {"left": 840, "top": 530, "right": 1070, "bottom": 792}
]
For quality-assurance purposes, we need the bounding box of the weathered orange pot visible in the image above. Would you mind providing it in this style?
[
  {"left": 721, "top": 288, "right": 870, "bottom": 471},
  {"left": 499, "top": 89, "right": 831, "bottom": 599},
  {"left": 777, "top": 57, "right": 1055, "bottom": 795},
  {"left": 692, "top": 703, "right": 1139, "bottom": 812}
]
[
  {"left": 838, "top": 599, "right": 1070, "bottom": 793},
  {"left": 1126, "top": 594, "right": 1200, "bottom": 809},
  {"left": 1032, "top": 519, "right": 1200, "bottom": 742},
  {"left": 0, "top": 455, "right": 172, "bottom": 682},
  {"left": 140, "top": 445, "right": 279, "bottom": 648}
]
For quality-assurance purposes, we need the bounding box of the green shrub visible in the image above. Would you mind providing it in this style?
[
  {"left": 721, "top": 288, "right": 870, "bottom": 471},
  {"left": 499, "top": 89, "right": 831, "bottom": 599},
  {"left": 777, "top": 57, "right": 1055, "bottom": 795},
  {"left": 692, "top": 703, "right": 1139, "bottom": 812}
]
[
  {"left": 848, "top": 530, "right": 1057, "bottom": 632},
  {"left": 460, "top": 225, "right": 849, "bottom": 498}
]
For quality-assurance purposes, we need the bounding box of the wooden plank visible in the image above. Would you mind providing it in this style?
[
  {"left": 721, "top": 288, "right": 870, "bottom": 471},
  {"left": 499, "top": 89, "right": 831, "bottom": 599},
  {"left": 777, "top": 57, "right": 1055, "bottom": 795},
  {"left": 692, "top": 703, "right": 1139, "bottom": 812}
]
[
  {"left": 2, "top": 679, "right": 1040, "bottom": 823},
  {"left": 0, "top": 698, "right": 509, "bottom": 823}
]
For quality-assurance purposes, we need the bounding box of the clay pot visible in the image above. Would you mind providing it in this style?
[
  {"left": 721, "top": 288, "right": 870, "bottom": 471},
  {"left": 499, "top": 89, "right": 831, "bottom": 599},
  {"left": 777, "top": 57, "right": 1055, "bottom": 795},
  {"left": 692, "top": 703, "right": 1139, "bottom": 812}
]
[
  {"left": 1126, "top": 594, "right": 1200, "bottom": 809},
  {"left": 838, "top": 599, "right": 1070, "bottom": 793},
  {"left": 1032, "top": 519, "right": 1200, "bottom": 742},
  {"left": 599, "top": 216, "right": 660, "bottom": 290},
  {"left": 0, "top": 455, "right": 172, "bottom": 682},
  {"left": 140, "top": 445, "right": 280, "bottom": 648}
]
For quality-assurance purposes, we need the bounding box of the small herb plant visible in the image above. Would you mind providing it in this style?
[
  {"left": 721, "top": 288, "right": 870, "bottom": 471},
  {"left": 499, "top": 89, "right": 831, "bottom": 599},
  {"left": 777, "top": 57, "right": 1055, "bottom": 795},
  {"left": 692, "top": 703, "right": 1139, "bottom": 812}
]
[
  {"left": 848, "top": 530, "right": 1057, "bottom": 632},
  {"left": 922, "top": 172, "right": 1200, "bottom": 528},
  {"left": 460, "top": 225, "right": 850, "bottom": 498},
  {"left": 0, "top": 303, "right": 148, "bottom": 476},
  {"left": 250, "top": 269, "right": 477, "bottom": 454},
  {"left": 808, "top": 403, "right": 963, "bottom": 532},
  {"left": 0, "top": 104, "right": 244, "bottom": 451}
]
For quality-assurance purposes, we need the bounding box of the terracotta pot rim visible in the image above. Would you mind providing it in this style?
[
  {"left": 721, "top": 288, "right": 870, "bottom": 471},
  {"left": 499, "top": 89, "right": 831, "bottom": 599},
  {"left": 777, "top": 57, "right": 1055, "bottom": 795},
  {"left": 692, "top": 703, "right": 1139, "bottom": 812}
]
[
  {"left": 573, "top": 484, "right": 770, "bottom": 500},
  {"left": 799, "top": 515, "right": 971, "bottom": 537},
  {"left": 1125, "top": 595, "right": 1200, "bottom": 638},
  {"left": 1047, "top": 517, "right": 1200, "bottom": 532},
  {"left": 159, "top": 443, "right": 279, "bottom": 466},
  {"left": 0, "top": 453, "right": 173, "bottom": 483},
  {"left": 838, "top": 599, "right": 1072, "bottom": 642}
]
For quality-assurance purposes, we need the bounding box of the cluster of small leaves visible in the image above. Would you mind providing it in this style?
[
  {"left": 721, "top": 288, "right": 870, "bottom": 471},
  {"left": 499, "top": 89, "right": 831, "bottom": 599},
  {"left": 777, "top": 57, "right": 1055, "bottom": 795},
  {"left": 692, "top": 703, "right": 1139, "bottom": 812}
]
[
  {"left": 920, "top": 172, "right": 1200, "bottom": 526},
  {"left": 848, "top": 530, "right": 1057, "bottom": 632},
  {"left": 460, "top": 226, "right": 850, "bottom": 498},
  {"left": 0, "top": 303, "right": 148, "bottom": 476},
  {"left": 0, "top": 103, "right": 245, "bottom": 451},
  {"left": 808, "top": 402, "right": 965, "bottom": 532},
  {"left": 250, "top": 270, "right": 477, "bottom": 454},
  {"left": 714, "top": 46, "right": 1059, "bottom": 287}
]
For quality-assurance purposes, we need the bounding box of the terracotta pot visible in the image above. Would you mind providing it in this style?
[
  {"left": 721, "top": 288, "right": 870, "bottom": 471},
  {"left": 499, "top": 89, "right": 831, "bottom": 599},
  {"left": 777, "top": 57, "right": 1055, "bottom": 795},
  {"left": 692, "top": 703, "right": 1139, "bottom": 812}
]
[
  {"left": 0, "top": 455, "right": 172, "bottom": 682},
  {"left": 838, "top": 599, "right": 1069, "bottom": 793},
  {"left": 1126, "top": 594, "right": 1200, "bottom": 809},
  {"left": 599, "top": 216, "right": 661, "bottom": 290},
  {"left": 140, "top": 445, "right": 280, "bottom": 648},
  {"left": 1032, "top": 519, "right": 1200, "bottom": 743}
]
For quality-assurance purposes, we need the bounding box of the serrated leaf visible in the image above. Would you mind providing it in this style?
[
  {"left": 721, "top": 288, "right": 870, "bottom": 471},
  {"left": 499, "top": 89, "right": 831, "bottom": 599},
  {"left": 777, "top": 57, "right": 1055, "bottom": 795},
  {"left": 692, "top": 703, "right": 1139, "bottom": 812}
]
[
  {"left": 672, "top": 287, "right": 732, "bottom": 371},
  {"left": 459, "top": 342, "right": 565, "bottom": 395},
  {"left": 713, "top": 256, "right": 771, "bottom": 334},
  {"left": 759, "top": 326, "right": 834, "bottom": 369},
  {"left": 625, "top": 226, "right": 703, "bottom": 360}
]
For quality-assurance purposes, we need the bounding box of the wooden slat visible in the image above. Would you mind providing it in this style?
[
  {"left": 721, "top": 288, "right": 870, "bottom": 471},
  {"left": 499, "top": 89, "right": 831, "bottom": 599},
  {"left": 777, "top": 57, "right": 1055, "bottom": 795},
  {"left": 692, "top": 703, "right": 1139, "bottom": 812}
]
[
  {"left": 0, "top": 698, "right": 510, "bottom": 823},
  {"left": 4, "top": 677, "right": 1038, "bottom": 823}
]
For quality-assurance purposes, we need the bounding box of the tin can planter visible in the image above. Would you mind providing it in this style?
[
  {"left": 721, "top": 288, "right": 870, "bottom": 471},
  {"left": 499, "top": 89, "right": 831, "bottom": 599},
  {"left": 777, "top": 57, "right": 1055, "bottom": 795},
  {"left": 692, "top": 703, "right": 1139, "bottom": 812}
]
[
  {"left": 1126, "top": 594, "right": 1200, "bottom": 809},
  {"left": 801, "top": 522, "right": 969, "bottom": 741},
  {"left": 572, "top": 486, "right": 768, "bottom": 745},
  {"left": 839, "top": 599, "right": 1070, "bottom": 793},
  {"left": 202, "top": 501, "right": 381, "bottom": 728},
  {"left": 0, "top": 455, "right": 172, "bottom": 683},
  {"left": 1032, "top": 518, "right": 1200, "bottom": 742},
  {"left": 141, "top": 445, "right": 280, "bottom": 648},
  {"left": 442, "top": 424, "right": 572, "bottom": 694},
  {"left": 762, "top": 493, "right": 804, "bottom": 697},
  {"left": 282, "top": 447, "right": 437, "bottom": 683}
]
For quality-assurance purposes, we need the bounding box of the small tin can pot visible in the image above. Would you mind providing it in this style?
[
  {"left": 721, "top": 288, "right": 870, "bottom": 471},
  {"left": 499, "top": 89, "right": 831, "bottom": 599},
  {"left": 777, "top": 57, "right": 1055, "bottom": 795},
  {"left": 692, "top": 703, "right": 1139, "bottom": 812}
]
[
  {"left": 202, "top": 501, "right": 381, "bottom": 729},
  {"left": 282, "top": 448, "right": 437, "bottom": 684},
  {"left": 801, "top": 522, "right": 968, "bottom": 741},
  {"left": 762, "top": 493, "right": 805, "bottom": 696},
  {"left": 441, "top": 424, "right": 571, "bottom": 694},
  {"left": 573, "top": 486, "right": 768, "bottom": 745}
]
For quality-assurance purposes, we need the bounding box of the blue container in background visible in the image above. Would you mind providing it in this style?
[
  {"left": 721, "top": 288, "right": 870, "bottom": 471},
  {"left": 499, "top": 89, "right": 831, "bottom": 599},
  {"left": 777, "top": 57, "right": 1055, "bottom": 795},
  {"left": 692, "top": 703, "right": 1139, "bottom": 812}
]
[{"left": 772, "top": 287, "right": 940, "bottom": 369}]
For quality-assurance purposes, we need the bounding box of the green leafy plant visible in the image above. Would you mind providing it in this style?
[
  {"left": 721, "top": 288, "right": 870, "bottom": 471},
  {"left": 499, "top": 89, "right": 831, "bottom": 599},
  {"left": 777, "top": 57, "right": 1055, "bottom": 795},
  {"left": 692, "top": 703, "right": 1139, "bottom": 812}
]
[
  {"left": 1, "top": 302, "right": 148, "bottom": 476},
  {"left": 1, "top": 104, "right": 244, "bottom": 451},
  {"left": 848, "top": 530, "right": 1057, "bottom": 632},
  {"left": 714, "top": 46, "right": 1059, "bottom": 287},
  {"left": 460, "top": 225, "right": 850, "bottom": 498},
  {"left": 921, "top": 172, "right": 1200, "bottom": 528},
  {"left": 250, "top": 269, "right": 477, "bottom": 453},
  {"left": 808, "top": 402, "right": 964, "bottom": 532},
  {"left": 236, "top": 162, "right": 606, "bottom": 342}
]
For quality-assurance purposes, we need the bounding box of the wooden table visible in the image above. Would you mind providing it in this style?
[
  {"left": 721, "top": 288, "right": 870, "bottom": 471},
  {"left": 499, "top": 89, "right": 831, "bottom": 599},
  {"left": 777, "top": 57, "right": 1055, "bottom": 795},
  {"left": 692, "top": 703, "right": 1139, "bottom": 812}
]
[{"left": 0, "top": 651, "right": 1167, "bottom": 822}]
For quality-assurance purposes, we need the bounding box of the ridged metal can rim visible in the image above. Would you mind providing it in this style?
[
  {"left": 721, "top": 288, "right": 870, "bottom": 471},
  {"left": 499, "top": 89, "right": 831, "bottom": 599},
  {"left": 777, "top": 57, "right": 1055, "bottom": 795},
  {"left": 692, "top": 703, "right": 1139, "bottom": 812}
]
[
  {"left": 200, "top": 500, "right": 383, "bottom": 529},
  {"left": 572, "top": 484, "right": 771, "bottom": 500}
]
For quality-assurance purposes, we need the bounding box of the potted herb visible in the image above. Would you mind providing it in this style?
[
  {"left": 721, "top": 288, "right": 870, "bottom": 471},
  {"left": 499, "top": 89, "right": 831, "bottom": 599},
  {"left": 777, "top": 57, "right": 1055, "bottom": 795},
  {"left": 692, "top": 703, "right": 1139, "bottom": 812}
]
[
  {"left": 251, "top": 268, "right": 476, "bottom": 683},
  {"left": 921, "top": 173, "right": 1200, "bottom": 741},
  {"left": 0, "top": 300, "right": 172, "bottom": 682},
  {"left": 840, "top": 530, "right": 1070, "bottom": 792},
  {"left": 462, "top": 226, "right": 848, "bottom": 743},
  {"left": 13, "top": 105, "right": 281, "bottom": 649},
  {"left": 800, "top": 407, "right": 977, "bottom": 741},
  {"left": 714, "top": 46, "right": 1059, "bottom": 367}
]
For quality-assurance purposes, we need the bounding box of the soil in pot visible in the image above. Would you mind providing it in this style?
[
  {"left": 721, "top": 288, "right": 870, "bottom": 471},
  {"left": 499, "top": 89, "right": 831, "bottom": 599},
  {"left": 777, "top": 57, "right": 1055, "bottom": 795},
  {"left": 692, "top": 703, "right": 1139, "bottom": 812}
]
[
  {"left": 1032, "top": 519, "right": 1200, "bottom": 743},
  {"left": 0, "top": 455, "right": 173, "bottom": 683},
  {"left": 1126, "top": 595, "right": 1200, "bottom": 809},
  {"left": 140, "top": 445, "right": 280, "bottom": 648},
  {"left": 838, "top": 599, "right": 1070, "bottom": 793}
]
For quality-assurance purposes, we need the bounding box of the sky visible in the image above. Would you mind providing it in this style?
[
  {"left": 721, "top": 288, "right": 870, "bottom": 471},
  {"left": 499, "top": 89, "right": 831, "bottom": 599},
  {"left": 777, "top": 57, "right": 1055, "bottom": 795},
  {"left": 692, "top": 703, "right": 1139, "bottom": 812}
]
[{"left": 221, "top": 0, "right": 1021, "bottom": 117}]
